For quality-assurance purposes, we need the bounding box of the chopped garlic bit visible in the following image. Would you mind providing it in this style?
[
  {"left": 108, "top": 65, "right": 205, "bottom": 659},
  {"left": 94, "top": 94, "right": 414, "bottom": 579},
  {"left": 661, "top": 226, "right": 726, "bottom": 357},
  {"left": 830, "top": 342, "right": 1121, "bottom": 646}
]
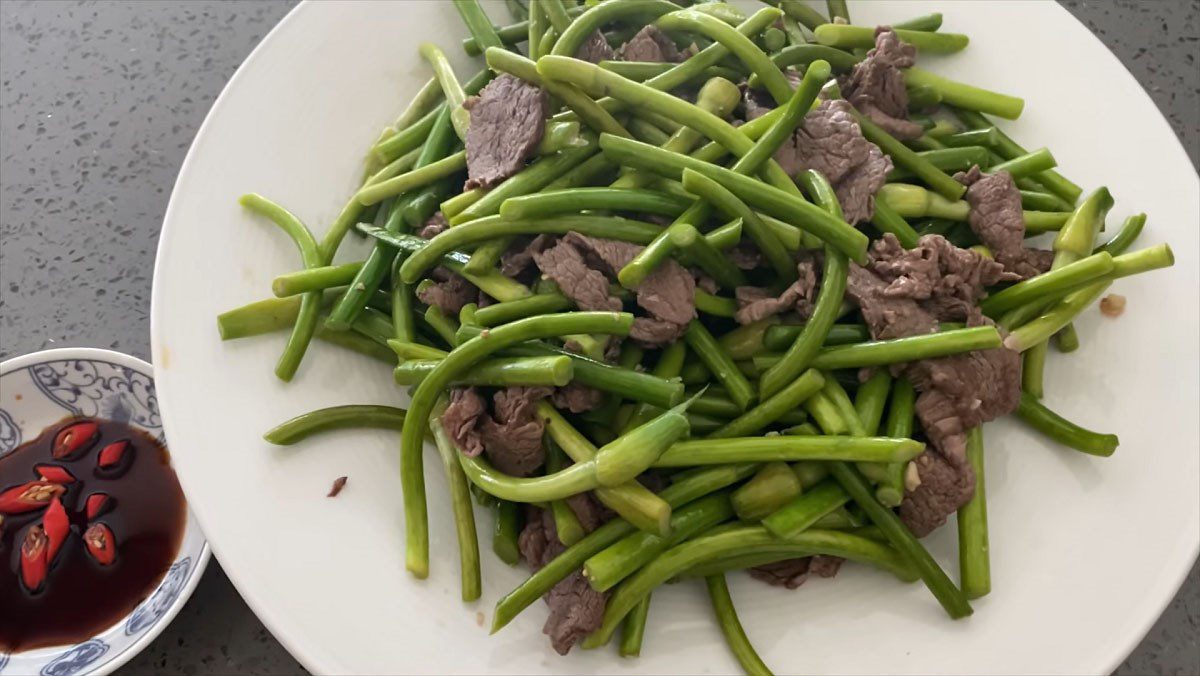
[{"left": 1100, "top": 294, "right": 1126, "bottom": 317}]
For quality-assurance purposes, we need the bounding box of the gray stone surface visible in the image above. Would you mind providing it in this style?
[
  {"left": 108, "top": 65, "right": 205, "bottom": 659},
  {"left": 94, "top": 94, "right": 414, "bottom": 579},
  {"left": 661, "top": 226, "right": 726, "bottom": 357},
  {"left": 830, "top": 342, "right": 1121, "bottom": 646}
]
[{"left": 0, "top": 1, "right": 1195, "bottom": 674}]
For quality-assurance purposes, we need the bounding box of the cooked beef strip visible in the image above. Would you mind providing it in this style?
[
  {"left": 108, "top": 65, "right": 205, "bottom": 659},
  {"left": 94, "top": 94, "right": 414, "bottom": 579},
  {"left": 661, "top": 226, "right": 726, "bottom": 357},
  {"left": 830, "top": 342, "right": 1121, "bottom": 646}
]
[
  {"left": 840, "top": 26, "right": 923, "bottom": 140},
  {"left": 750, "top": 558, "right": 811, "bottom": 589},
  {"left": 500, "top": 241, "right": 533, "bottom": 278},
  {"left": 575, "top": 29, "right": 615, "bottom": 64},
  {"left": 784, "top": 67, "right": 804, "bottom": 89},
  {"left": 478, "top": 386, "right": 551, "bottom": 477},
  {"left": 603, "top": 337, "right": 624, "bottom": 363},
  {"left": 735, "top": 286, "right": 802, "bottom": 325},
  {"left": 617, "top": 25, "right": 684, "bottom": 63},
  {"left": 551, "top": 382, "right": 605, "bottom": 413},
  {"left": 728, "top": 242, "right": 763, "bottom": 270},
  {"left": 630, "top": 316, "right": 689, "bottom": 345},
  {"left": 564, "top": 492, "right": 614, "bottom": 533},
  {"left": 870, "top": 233, "right": 1017, "bottom": 323},
  {"left": 533, "top": 238, "right": 623, "bottom": 312},
  {"left": 636, "top": 260, "right": 696, "bottom": 328},
  {"left": 956, "top": 166, "right": 1055, "bottom": 279},
  {"left": 518, "top": 507, "right": 609, "bottom": 655},
  {"left": 750, "top": 553, "right": 844, "bottom": 589},
  {"left": 416, "top": 273, "right": 477, "bottom": 315},
  {"left": 809, "top": 555, "right": 845, "bottom": 578},
  {"left": 463, "top": 74, "right": 548, "bottom": 190},
  {"left": 845, "top": 262, "right": 939, "bottom": 340},
  {"left": 415, "top": 211, "right": 493, "bottom": 311},
  {"left": 695, "top": 271, "right": 719, "bottom": 294},
  {"left": 845, "top": 235, "right": 1023, "bottom": 536},
  {"left": 907, "top": 317, "right": 1022, "bottom": 463},
  {"left": 783, "top": 100, "right": 872, "bottom": 182},
  {"left": 442, "top": 387, "right": 487, "bottom": 457},
  {"left": 899, "top": 316, "right": 1020, "bottom": 537},
  {"left": 835, "top": 144, "right": 893, "bottom": 224},
  {"left": 563, "top": 231, "right": 639, "bottom": 274},
  {"left": 773, "top": 99, "right": 893, "bottom": 223},
  {"left": 543, "top": 569, "right": 608, "bottom": 655},
  {"left": 734, "top": 259, "right": 819, "bottom": 325},
  {"left": 500, "top": 234, "right": 554, "bottom": 280},
  {"left": 562, "top": 233, "right": 694, "bottom": 327},
  {"left": 899, "top": 448, "right": 976, "bottom": 537},
  {"left": 550, "top": 341, "right": 607, "bottom": 412},
  {"left": 417, "top": 211, "right": 448, "bottom": 239},
  {"left": 518, "top": 505, "right": 553, "bottom": 569},
  {"left": 536, "top": 232, "right": 696, "bottom": 347}
]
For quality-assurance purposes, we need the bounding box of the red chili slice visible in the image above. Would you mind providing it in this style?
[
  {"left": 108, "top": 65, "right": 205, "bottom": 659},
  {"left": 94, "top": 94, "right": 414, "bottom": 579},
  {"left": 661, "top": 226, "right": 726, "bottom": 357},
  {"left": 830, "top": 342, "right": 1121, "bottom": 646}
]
[
  {"left": 97, "top": 440, "right": 130, "bottom": 469},
  {"left": 52, "top": 420, "right": 100, "bottom": 460},
  {"left": 43, "top": 497, "right": 71, "bottom": 563},
  {"left": 35, "top": 464, "right": 77, "bottom": 484},
  {"left": 0, "top": 480, "right": 67, "bottom": 515},
  {"left": 84, "top": 523, "right": 116, "bottom": 566},
  {"left": 85, "top": 492, "right": 111, "bottom": 520},
  {"left": 21, "top": 525, "right": 50, "bottom": 591}
]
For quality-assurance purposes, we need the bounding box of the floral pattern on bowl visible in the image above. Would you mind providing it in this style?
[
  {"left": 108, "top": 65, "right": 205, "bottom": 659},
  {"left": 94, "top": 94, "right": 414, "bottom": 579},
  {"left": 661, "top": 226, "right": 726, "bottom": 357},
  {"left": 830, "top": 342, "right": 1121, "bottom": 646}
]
[{"left": 0, "top": 348, "right": 209, "bottom": 676}]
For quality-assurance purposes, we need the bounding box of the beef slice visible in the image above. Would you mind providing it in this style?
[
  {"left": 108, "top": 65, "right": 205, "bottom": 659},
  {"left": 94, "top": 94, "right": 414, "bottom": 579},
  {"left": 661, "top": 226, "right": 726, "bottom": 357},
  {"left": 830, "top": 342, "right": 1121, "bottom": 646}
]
[
  {"left": 518, "top": 507, "right": 608, "bottom": 655},
  {"left": 576, "top": 29, "right": 615, "bottom": 64},
  {"left": 840, "top": 26, "right": 923, "bottom": 140},
  {"left": 846, "top": 262, "right": 939, "bottom": 340},
  {"left": 543, "top": 232, "right": 696, "bottom": 347},
  {"left": 543, "top": 571, "right": 608, "bottom": 655},
  {"left": 551, "top": 382, "right": 605, "bottom": 413},
  {"left": 533, "top": 238, "right": 623, "bottom": 312},
  {"left": 442, "top": 387, "right": 487, "bottom": 457},
  {"left": 734, "top": 259, "right": 820, "bottom": 325},
  {"left": 636, "top": 259, "right": 696, "bottom": 328},
  {"left": 564, "top": 492, "right": 615, "bottom": 533},
  {"left": 750, "top": 558, "right": 811, "bottom": 589},
  {"left": 836, "top": 144, "right": 892, "bottom": 224},
  {"left": 617, "top": 25, "right": 684, "bottom": 63},
  {"left": 417, "top": 211, "right": 448, "bottom": 239},
  {"left": 809, "top": 555, "right": 844, "bottom": 578},
  {"left": 728, "top": 242, "right": 763, "bottom": 270},
  {"left": 870, "top": 233, "right": 1017, "bottom": 322},
  {"left": 519, "top": 505, "right": 554, "bottom": 570},
  {"left": 782, "top": 100, "right": 893, "bottom": 223},
  {"left": 630, "top": 316, "right": 689, "bottom": 345},
  {"left": 899, "top": 448, "right": 976, "bottom": 537},
  {"left": 563, "top": 231, "right": 640, "bottom": 274},
  {"left": 907, "top": 336, "right": 1021, "bottom": 463},
  {"left": 479, "top": 386, "right": 552, "bottom": 477},
  {"left": 956, "top": 166, "right": 1055, "bottom": 279},
  {"left": 416, "top": 273, "right": 478, "bottom": 315},
  {"left": 464, "top": 74, "right": 548, "bottom": 190},
  {"left": 843, "top": 237, "right": 1024, "bottom": 537}
]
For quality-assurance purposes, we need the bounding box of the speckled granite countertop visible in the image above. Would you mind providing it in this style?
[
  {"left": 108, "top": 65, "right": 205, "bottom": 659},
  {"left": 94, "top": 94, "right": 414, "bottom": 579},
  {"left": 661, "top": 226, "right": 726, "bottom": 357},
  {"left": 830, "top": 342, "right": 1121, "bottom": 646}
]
[{"left": 1, "top": 1, "right": 1196, "bottom": 674}]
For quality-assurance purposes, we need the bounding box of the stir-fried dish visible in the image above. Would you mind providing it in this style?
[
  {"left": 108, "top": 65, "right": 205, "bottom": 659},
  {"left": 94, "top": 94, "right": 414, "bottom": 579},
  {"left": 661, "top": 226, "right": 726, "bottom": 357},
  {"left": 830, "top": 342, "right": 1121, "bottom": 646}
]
[{"left": 216, "top": 1, "right": 1175, "bottom": 672}]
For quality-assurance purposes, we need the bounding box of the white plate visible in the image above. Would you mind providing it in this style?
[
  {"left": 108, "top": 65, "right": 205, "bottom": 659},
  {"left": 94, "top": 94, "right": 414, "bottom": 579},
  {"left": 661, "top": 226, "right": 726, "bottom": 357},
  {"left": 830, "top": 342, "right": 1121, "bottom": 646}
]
[
  {"left": 0, "top": 348, "right": 210, "bottom": 676},
  {"left": 149, "top": 1, "right": 1200, "bottom": 674}
]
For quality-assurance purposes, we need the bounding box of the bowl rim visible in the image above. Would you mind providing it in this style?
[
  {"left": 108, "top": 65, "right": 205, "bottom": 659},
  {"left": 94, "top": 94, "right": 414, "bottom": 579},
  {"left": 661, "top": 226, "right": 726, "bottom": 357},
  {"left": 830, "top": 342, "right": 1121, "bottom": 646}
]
[{"left": 0, "top": 347, "right": 212, "bottom": 676}]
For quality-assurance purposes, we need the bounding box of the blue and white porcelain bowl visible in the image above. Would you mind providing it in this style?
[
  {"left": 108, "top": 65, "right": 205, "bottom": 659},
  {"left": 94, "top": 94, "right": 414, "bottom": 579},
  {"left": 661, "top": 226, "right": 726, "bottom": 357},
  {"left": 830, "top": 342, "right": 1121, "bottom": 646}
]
[{"left": 0, "top": 348, "right": 209, "bottom": 676}]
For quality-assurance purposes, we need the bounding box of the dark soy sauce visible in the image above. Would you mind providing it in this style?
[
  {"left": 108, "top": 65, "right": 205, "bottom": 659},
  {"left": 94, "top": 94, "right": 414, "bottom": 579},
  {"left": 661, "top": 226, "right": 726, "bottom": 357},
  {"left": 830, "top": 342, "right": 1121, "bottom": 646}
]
[{"left": 1, "top": 417, "right": 186, "bottom": 652}]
